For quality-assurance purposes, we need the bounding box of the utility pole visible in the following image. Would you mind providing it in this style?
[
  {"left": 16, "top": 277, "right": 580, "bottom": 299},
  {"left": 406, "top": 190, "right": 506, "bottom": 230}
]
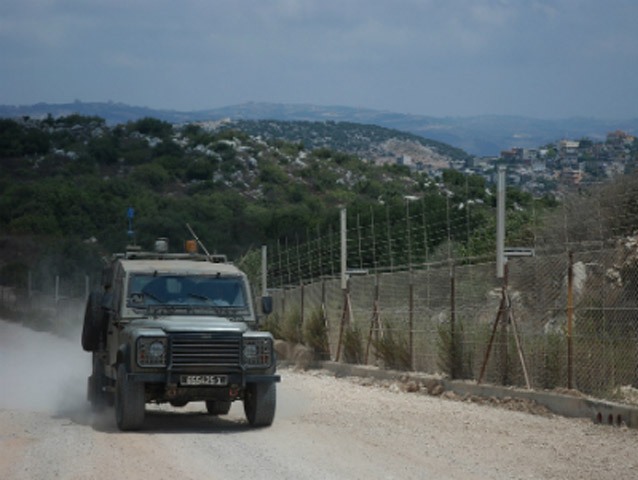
[{"left": 496, "top": 166, "right": 506, "bottom": 279}]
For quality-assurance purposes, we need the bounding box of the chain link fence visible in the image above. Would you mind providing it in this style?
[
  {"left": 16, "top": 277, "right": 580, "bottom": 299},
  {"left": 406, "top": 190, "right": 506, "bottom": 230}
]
[
  {"left": 0, "top": 271, "right": 92, "bottom": 336},
  {"left": 269, "top": 245, "right": 638, "bottom": 402},
  {"left": 262, "top": 178, "right": 638, "bottom": 404}
]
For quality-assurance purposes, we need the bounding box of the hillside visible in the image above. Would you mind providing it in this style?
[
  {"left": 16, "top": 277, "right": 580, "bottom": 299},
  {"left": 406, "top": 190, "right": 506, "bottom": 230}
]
[
  {"left": 2, "top": 101, "right": 637, "bottom": 156},
  {"left": 0, "top": 114, "right": 515, "bottom": 286},
  {"left": 0, "top": 112, "right": 567, "bottom": 299},
  {"left": 218, "top": 119, "right": 469, "bottom": 166},
  {"left": 10, "top": 111, "right": 638, "bottom": 308}
]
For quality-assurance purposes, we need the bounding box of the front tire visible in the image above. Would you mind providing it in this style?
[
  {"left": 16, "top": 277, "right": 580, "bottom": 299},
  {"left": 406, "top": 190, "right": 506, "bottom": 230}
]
[
  {"left": 244, "top": 382, "right": 276, "bottom": 427},
  {"left": 115, "top": 364, "right": 145, "bottom": 431}
]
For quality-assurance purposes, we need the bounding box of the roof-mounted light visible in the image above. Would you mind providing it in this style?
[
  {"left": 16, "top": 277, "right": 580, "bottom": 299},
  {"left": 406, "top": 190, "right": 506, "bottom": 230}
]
[
  {"left": 154, "top": 238, "right": 169, "bottom": 253},
  {"left": 185, "top": 239, "right": 198, "bottom": 254}
]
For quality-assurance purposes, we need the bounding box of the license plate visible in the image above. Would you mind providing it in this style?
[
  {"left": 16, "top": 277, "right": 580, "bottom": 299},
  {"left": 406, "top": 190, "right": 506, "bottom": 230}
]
[{"left": 180, "top": 375, "right": 228, "bottom": 386}]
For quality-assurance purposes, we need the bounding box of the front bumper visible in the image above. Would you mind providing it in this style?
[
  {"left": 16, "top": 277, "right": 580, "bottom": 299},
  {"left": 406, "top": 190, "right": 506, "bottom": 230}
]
[
  {"left": 126, "top": 371, "right": 281, "bottom": 385},
  {"left": 125, "top": 371, "right": 280, "bottom": 403}
]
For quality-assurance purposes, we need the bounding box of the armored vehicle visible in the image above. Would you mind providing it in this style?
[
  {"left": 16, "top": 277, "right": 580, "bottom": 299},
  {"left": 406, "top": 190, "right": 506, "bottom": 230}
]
[{"left": 81, "top": 239, "right": 278, "bottom": 431}]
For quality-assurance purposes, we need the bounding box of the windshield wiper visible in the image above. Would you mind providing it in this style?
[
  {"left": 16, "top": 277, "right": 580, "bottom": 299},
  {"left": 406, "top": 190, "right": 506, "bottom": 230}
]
[{"left": 141, "top": 289, "right": 164, "bottom": 303}]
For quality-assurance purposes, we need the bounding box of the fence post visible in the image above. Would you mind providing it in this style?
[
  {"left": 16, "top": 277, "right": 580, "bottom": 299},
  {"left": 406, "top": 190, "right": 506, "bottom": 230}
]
[
  {"left": 499, "top": 264, "right": 510, "bottom": 385},
  {"left": 335, "top": 279, "right": 351, "bottom": 362},
  {"left": 261, "top": 245, "right": 268, "bottom": 297},
  {"left": 336, "top": 208, "right": 349, "bottom": 362},
  {"left": 365, "top": 274, "right": 381, "bottom": 364},
  {"left": 567, "top": 251, "right": 574, "bottom": 389},
  {"left": 281, "top": 288, "right": 286, "bottom": 320},
  {"left": 409, "top": 280, "right": 414, "bottom": 371},
  {"left": 300, "top": 281, "right": 305, "bottom": 339},
  {"left": 407, "top": 200, "right": 414, "bottom": 370},
  {"left": 450, "top": 264, "right": 456, "bottom": 379},
  {"left": 321, "top": 277, "right": 327, "bottom": 327}
]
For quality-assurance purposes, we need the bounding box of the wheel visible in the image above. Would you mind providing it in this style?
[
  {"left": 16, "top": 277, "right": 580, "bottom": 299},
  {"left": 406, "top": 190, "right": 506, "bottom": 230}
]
[
  {"left": 170, "top": 400, "right": 189, "bottom": 408},
  {"left": 243, "top": 382, "right": 276, "bottom": 427},
  {"left": 81, "top": 291, "right": 105, "bottom": 352},
  {"left": 205, "top": 400, "right": 232, "bottom": 415},
  {"left": 115, "top": 364, "right": 145, "bottom": 431}
]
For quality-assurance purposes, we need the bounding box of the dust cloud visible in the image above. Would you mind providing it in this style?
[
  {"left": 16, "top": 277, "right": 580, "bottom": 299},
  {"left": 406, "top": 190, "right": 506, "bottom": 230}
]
[{"left": 0, "top": 318, "right": 90, "bottom": 415}]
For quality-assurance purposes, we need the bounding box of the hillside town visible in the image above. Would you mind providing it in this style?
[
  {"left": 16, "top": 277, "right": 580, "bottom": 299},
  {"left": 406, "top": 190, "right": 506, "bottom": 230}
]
[
  {"left": 467, "top": 130, "right": 637, "bottom": 196},
  {"left": 362, "top": 127, "right": 636, "bottom": 198}
]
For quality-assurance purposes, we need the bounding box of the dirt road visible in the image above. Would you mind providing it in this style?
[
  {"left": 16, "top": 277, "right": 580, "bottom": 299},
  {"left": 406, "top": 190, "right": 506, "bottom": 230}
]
[{"left": 2, "top": 319, "right": 638, "bottom": 480}]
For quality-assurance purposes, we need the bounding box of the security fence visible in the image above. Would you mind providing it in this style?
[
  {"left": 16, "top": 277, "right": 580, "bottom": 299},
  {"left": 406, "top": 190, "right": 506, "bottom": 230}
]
[
  {"left": 0, "top": 271, "right": 91, "bottom": 308},
  {"left": 259, "top": 179, "right": 638, "bottom": 404},
  {"left": 268, "top": 245, "right": 638, "bottom": 402},
  {"left": 0, "top": 271, "right": 91, "bottom": 335}
]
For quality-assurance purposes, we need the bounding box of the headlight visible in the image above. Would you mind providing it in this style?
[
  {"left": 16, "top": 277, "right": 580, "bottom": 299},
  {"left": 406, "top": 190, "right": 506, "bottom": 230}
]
[
  {"left": 243, "top": 337, "right": 273, "bottom": 368},
  {"left": 137, "top": 337, "right": 167, "bottom": 367}
]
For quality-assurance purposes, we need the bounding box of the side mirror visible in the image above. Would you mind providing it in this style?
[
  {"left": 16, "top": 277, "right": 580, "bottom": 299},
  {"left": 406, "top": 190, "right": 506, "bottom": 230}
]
[
  {"left": 261, "top": 295, "right": 273, "bottom": 315},
  {"left": 101, "top": 291, "right": 114, "bottom": 309}
]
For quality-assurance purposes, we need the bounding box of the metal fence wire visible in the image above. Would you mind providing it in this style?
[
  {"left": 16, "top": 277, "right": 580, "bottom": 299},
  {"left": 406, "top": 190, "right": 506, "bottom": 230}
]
[{"left": 270, "top": 246, "right": 638, "bottom": 402}]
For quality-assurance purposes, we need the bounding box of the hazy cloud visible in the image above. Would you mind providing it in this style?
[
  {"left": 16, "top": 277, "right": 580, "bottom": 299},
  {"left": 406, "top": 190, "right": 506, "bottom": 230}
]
[{"left": 1, "top": 0, "right": 637, "bottom": 118}]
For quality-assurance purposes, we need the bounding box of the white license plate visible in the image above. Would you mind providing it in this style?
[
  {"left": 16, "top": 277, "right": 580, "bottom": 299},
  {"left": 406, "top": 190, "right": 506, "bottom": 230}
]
[{"left": 180, "top": 375, "right": 228, "bottom": 386}]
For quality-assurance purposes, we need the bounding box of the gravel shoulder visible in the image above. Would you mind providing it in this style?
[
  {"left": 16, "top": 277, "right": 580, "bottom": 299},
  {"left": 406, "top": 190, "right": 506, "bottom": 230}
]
[{"left": 2, "top": 319, "right": 638, "bottom": 480}]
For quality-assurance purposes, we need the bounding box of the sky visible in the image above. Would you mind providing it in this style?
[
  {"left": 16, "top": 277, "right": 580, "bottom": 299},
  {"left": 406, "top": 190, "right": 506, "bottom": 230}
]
[{"left": 1, "top": 0, "right": 637, "bottom": 119}]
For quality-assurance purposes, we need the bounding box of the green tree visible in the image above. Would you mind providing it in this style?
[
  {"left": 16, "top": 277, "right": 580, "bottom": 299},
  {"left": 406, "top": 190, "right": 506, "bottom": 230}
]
[
  {"left": 117, "top": 136, "right": 150, "bottom": 165},
  {"left": 0, "top": 119, "right": 50, "bottom": 156},
  {"left": 128, "top": 117, "right": 173, "bottom": 137},
  {"left": 88, "top": 136, "right": 118, "bottom": 165},
  {"left": 186, "top": 158, "right": 214, "bottom": 181},
  {"left": 132, "top": 163, "right": 170, "bottom": 189}
]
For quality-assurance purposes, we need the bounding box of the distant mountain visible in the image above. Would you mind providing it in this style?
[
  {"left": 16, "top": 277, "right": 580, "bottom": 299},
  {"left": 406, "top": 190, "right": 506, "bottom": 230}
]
[
  {"left": 0, "top": 101, "right": 193, "bottom": 125},
  {"left": 2, "top": 101, "right": 637, "bottom": 156}
]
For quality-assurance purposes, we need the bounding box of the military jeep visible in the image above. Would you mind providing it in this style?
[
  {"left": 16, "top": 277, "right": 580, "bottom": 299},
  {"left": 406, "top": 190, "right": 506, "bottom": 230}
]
[{"left": 81, "top": 239, "right": 279, "bottom": 431}]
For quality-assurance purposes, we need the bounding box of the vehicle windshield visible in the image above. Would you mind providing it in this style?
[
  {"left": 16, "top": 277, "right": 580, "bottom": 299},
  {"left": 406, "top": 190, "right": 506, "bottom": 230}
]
[{"left": 126, "top": 274, "right": 249, "bottom": 317}]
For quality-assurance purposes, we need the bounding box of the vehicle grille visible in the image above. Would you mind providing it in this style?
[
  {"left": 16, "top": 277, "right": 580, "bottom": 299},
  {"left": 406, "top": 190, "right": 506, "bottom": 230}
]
[{"left": 170, "top": 334, "right": 241, "bottom": 369}]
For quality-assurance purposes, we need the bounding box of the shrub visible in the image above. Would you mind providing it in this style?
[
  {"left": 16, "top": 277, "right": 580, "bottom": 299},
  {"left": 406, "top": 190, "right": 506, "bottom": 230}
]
[
  {"left": 372, "top": 325, "right": 412, "bottom": 371},
  {"left": 280, "top": 308, "right": 303, "bottom": 344},
  {"left": 540, "top": 332, "right": 565, "bottom": 389},
  {"left": 437, "top": 319, "right": 474, "bottom": 379},
  {"left": 303, "top": 308, "right": 330, "bottom": 360},
  {"left": 260, "top": 311, "right": 281, "bottom": 339},
  {"left": 342, "top": 324, "right": 363, "bottom": 364}
]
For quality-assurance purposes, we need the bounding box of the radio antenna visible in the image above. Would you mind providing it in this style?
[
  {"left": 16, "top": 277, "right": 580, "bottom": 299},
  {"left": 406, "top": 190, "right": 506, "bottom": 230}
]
[{"left": 186, "top": 223, "right": 212, "bottom": 258}]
